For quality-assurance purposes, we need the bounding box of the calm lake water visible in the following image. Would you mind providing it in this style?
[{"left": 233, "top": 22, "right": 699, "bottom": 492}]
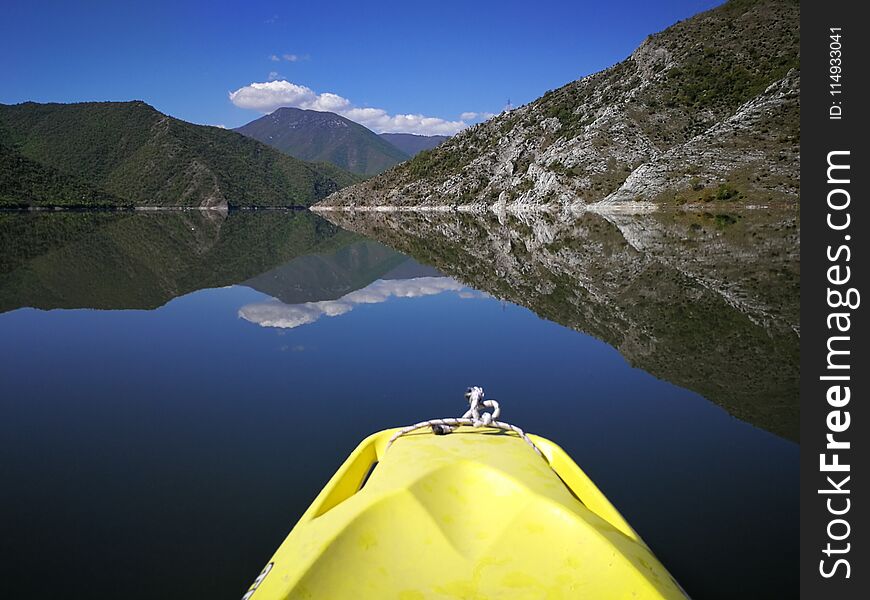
[{"left": 0, "top": 209, "right": 798, "bottom": 599}]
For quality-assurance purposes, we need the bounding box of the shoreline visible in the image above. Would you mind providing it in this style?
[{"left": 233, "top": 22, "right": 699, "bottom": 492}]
[
  {"left": 311, "top": 200, "right": 798, "bottom": 214},
  {"left": 2, "top": 199, "right": 798, "bottom": 215},
  {"left": 0, "top": 205, "right": 310, "bottom": 213}
]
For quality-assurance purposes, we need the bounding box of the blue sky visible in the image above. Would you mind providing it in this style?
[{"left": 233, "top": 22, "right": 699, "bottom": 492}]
[{"left": 1, "top": 0, "right": 722, "bottom": 133}]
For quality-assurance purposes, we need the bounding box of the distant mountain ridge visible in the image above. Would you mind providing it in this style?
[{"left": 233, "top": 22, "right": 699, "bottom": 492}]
[
  {"left": 0, "top": 101, "right": 359, "bottom": 209},
  {"left": 319, "top": 0, "right": 799, "bottom": 209},
  {"left": 379, "top": 133, "right": 448, "bottom": 157},
  {"left": 235, "top": 107, "right": 409, "bottom": 176}
]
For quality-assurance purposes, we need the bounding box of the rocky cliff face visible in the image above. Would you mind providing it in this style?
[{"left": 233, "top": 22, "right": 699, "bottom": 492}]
[
  {"left": 319, "top": 0, "right": 799, "bottom": 209},
  {"left": 319, "top": 207, "right": 799, "bottom": 441}
]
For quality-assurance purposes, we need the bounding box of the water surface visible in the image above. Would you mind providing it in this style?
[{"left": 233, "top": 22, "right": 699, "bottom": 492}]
[{"left": 0, "top": 209, "right": 798, "bottom": 599}]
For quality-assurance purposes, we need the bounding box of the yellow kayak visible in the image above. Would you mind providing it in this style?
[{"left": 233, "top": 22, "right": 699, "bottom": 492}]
[{"left": 243, "top": 391, "right": 687, "bottom": 599}]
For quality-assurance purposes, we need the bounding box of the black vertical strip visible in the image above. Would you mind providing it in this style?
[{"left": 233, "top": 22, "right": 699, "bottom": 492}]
[{"left": 800, "top": 0, "right": 868, "bottom": 597}]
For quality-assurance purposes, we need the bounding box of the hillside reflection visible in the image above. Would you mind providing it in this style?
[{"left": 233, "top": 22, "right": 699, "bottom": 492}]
[{"left": 320, "top": 207, "right": 800, "bottom": 441}]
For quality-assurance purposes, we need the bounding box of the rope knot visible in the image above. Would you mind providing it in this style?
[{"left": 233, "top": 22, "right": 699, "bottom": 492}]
[
  {"left": 465, "top": 386, "right": 500, "bottom": 427},
  {"left": 384, "top": 386, "right": 544, "bottom": 458}
]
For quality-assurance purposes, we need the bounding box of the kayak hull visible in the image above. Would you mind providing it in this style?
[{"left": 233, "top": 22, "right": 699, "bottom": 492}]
[{"left": 243, "top": 427, "right": 687, "bottom": 599}]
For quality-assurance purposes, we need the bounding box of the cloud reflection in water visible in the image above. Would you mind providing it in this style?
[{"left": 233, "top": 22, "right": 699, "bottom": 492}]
[{"left": 239, "top": 276, "right": 469, "bottom": 329}]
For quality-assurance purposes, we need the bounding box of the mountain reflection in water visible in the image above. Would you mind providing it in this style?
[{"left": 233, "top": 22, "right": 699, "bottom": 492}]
[
  {"left": 0, "top": 207, "right": 798, "bottom": 600},
  {"left": 319, "top": 206, "right": 800, "bottom": 441},
  {"left": 1, "top": 207, "right": 799, "bottom": 440},
  {"left": 0, "top": 210, "right": 356, "bottom": 312}
]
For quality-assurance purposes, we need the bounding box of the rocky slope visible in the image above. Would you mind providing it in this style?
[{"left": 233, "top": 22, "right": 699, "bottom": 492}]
[
  {"left": 320, "top": 208, "right": 799, "bottom": 441},
  {"left": 235, "top": 107, "right": 409, "bottom": 176},
  {"left": 319, "top": 0, "right": 799, "bottom": 209},
  {"left": 0, "top": 101, "right": 359, "bottom": 209}
]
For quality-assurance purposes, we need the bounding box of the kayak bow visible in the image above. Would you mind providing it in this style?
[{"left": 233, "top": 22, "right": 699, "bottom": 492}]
[{"left": 243, "top": 389, "right": 687, "bottom": 599}]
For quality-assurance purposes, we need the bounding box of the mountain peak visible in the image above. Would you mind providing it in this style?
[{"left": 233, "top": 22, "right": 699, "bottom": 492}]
[
  {"left": 267, "top": 107, "right": 352, "bottom": 130},
  {"left": 235, "top": 108, "right": 409, "bottom": 176}
]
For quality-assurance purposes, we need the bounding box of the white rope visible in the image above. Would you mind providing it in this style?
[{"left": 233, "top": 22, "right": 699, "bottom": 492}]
[{"left": 386, "top": 387, "right": 544, "bottom": 458}]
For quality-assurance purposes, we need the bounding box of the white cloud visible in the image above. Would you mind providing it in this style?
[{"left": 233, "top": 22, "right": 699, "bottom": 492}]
[
  {"left": 269, "top": 53, "right": 303, "bottom": 62},
  {"left": 460, "top": 111, "right": 497, "bottom": 122},
  {"left": 313, "top": 92, "right": 352, "bottom": 113},
  {"left": 239, "top": 276, "right": 465, "bottom": 329},
  {"left": 458, "top": 290, "right": 490, "bottom": 299},
  {"left": 228, "top": 79, "right": 469, "bottom": 135},
  {"left": 267, "top": 71, "right": 283, "bottom": 81},
  {"left": 229, "top": 81, "right": 333, "bottom": 112}
]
